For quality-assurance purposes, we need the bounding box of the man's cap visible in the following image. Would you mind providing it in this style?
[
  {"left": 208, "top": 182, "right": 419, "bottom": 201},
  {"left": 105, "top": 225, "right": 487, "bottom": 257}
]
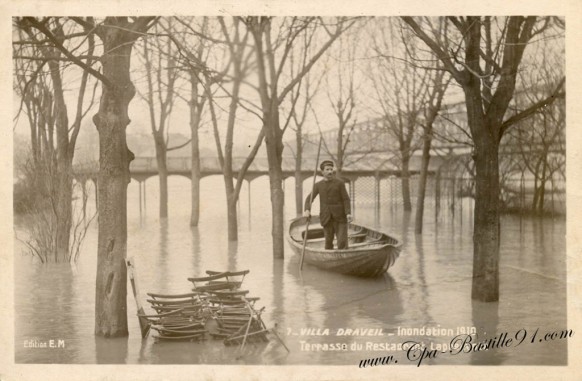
[{"left": 320, "top": 160, "right": 335, "bottom": 170}]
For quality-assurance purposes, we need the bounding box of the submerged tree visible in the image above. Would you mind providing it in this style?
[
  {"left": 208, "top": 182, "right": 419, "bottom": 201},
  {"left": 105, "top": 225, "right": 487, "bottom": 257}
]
[
  {"left": 402, "top": 16, "right": 565, "bottom": 301},
  {"left": 165, "top": 17, "right": 265, "bottom": 239},
  {"left": 371, "top": 19, "right": 442, "bottom": 212},
  {"left": 285, "top": 68, "right": 322, "bottom": 217},
  {"left": 90, "top": 16, "right": 157, "bottom": 336},
  {"left": 391, "top": 19, "right": 452, "bottom": 233},
  {"left": 244, "top": 16, "right": 356, "bottom": 258},
  {"left": 206, "top": 17, "right": 263, "bottom": 241},
  {"left": 320, "top": 28, "right": 362, "bottom": 180},
  {"left": 14, "top": 18, "right": 97, "bottom": 262},
  {"left": 21, "top": 16, "right": 158, "bottom": 336},
  {"left": 415, "top": 68, "right": 450, "bottom": 233},
  {"left": 505, "top": 40, "right": 565, "bottom": 215},
  {"left": 179, "top": 17, "right": 211, "bottom": 228},
  {"left": 136, "top": 20, "right": 182, "bottom": 219},
  {"left": 158, "top": 16, "right": 214, "bottom": 227}
]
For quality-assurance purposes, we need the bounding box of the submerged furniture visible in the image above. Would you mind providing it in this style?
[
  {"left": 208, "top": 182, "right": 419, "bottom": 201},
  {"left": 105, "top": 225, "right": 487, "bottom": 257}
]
[{"left": 134, "top": 269, "right": 268, "bottom": 346}]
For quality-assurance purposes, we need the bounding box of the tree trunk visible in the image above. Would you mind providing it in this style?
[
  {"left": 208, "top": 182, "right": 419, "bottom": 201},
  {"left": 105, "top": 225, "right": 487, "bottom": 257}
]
[
  {"left": 294, "top": 129, "right": 303, "bottom": 216},
  {"left": 435, "top": 170, "right": 441, "bottom": 217},
  {"left": 190, "top": 77, "right": 201, "bottom": 227},
  {"left": 295, "top": 171, "right": 303, "bottom": 217},
  {"left": 265, "top": 111, "right": 285, "bottom": 258},
  {"left": 50, "top": 58, "right": 73, "bottom": 263},
  {"left": 155, "top": 135, "right": 168, "bottom": 218},
  {"left": 55, "top": 166, "right": 73, "bottom": 262},
  {"left": 471, "top": 139, "right": 501, "bottom": 302},
  {"left": 401, "top": 155, "right": 412, "bottom": 211},
  {"left": 538, "top": 156, "right": 548, "bottom": 214},
  {"left": 269, "top": 167, "right": 286, "bottom": 258},
  {"left": 190, "top": 137, "right": 201, "bottom": 227},
  {"left": 93, "top": 39, "right": 137, "bottom": 338},
  {"left": 227, "top": 196, "right": 238, "bottom": 241},
  {"left": 224, "top": 174, "right": 238, "bottom": 241},
  {"left": 336, "top": 167, "right": 343, "bottom": 181},
  {"left": 415, "top": 130, "right": 432, "bottom": 234},
  {"left": 532, "top": 158, "right": 542, "bottom": 211}
]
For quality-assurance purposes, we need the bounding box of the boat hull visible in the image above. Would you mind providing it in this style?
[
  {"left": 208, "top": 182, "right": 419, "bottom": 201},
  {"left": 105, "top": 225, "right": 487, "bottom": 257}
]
[{"left": 287, "top": 217, "right": 401, "bottom": 277}]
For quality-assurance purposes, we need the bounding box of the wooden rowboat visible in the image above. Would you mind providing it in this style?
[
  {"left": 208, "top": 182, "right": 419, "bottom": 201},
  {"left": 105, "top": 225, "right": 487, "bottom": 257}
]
[{"left": 287, "top": 216, "right": 402, "bottom": 277}]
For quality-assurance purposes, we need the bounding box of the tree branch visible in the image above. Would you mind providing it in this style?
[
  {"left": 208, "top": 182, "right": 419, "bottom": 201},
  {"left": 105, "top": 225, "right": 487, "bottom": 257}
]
[
  {"left": 168, "top": 139, "right": 193, "bottom": 151},
  {"left": 277, "top": 18, "right": 355, "bottom": 104},
  {"left": 500, "top": 77, "right": 565, "bottom": 135},
  {"left": 234, "top": 128, "right": 266, "bottom": 197},
  {"left": 22, "top": 17, "right": 113, "bottom": 88},
  {"left": 401, "top": 17, "right": 463, "bottom": 82}
]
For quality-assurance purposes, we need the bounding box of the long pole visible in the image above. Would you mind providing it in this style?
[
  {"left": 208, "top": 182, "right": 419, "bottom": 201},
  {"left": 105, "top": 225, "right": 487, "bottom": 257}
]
[
  {"left": 300, "top": 137, "right": 323, "bottom": 271},
  {"left": 126, "top": 258, "right": 150, "bottom": 338}
]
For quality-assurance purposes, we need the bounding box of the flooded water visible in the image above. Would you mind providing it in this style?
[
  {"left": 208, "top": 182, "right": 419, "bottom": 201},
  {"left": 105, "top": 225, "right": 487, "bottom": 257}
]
[{"left": 14, "top": 176, "right": 567, "bottom": 365}]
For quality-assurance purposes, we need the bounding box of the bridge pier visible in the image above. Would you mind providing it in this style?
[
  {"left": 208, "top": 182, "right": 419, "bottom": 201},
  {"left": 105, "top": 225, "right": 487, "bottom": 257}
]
[
  {"left": 350, "top": 179, "right": 356, "bottom": 219},
  {"left": 374, "top": 173, "right": 381, "bottom": 224},
  {"left": 247, "top": 179, "right": 252, "bottom": 221},
  {"left": 142, "top": 181, "right": 147, "bottom": 216},
  {"left": 133, "top": 179, "right": 147, "bottom": 218},
  {"left": 138, "top": 180, "right": 143, "bottom": 217}
]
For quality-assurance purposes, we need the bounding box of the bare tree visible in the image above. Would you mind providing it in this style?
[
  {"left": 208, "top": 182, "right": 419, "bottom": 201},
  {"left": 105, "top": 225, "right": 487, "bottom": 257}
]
[
  {"left": 161, "top": 17, "right": 264, "bottom": 238},
  {"left": 181, "top": 18, "right": 211, "bottom": 227},
  {"left": 205, "top": 17, "right": 264, "bottom": 241},
  {"left": 415, "top": 68, "right": 450, "bottom": 233},
  {"left": 285, "top": 70, "right": 322, "bottom": 216},
  {"left": 136, "top": 19, "right": 182, "bottom": 219},
  {"left": 282, "top": 29, "right": 326, "bottom": 217},
  {"left": 402, "top": 16, "right": 565, "bottom": 301},
  {"left": 14, "top": 18, "right": 97, "bottom": 262},
  {"left": 370, "top": 19, "right": 435, "bottom": 211},
  {"left": 391, "top": 19, "right": 453, "bottom": 233},
  {"left": 243, "top": 16, "right": 356, "bottom": 258},
  {"left": 160, "top": 16, "right": 215, "bottom": 227},
  {"left": 320, "top": 29, "right": 362, "bottom": 180},
  {"left": 505, "top": 42, "right": 565, "bottom": 214},
  {"left": 21, "top": 16, "right": 158, "bottom": 336}
]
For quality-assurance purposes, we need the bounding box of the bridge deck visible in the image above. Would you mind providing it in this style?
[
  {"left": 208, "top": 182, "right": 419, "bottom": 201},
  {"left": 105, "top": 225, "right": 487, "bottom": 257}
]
[{"left": 74, "top": 154, "right": 446, "bottom": 181}]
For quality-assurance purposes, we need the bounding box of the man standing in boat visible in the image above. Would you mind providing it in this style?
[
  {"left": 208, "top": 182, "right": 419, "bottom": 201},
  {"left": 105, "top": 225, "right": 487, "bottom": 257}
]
[{"left": 303, "top": 160, "right": 352, "bottom": 250}]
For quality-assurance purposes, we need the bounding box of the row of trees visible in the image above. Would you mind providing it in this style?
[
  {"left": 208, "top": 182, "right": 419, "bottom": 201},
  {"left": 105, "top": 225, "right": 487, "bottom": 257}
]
[{"left": 13, "top": 16, "right": 564, "bottom": 336}]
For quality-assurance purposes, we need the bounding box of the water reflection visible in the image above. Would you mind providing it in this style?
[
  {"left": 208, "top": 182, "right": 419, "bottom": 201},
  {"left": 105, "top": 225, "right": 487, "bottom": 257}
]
[
  {"left": 414, "top": 234, "right": 434, "bottom": 327},
  {"left": 263, "top": 258, "right": 289, "bottom": 364},
  {"left": 16, "top": 264, "right": 85, "bottom": 363},
  {"left": 95, "top": 336, "right": 128, "bottom": 364},
  {"left": 469, "top": 301, "right": 506, "bottom": 365},
  {"left": 154, "top": 220, "right": 169, "bottom": 292},
  {"left": 227, "top": 240, "right": 238, "bottom": 271},
  {"left": 533, "top": 218, "right": 549, "bottom": 270},
  {"left": 285, "top": 263, "right": 404, "bottom": 364},
  {"left": 190, "top": 226, "right": 201, "bottom": 275}
]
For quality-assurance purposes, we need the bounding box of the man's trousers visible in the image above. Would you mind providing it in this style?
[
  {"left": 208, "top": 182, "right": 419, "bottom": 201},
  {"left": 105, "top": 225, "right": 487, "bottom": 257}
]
[{"left": 323, "top": 218, "right": 348, "bottom": 250}]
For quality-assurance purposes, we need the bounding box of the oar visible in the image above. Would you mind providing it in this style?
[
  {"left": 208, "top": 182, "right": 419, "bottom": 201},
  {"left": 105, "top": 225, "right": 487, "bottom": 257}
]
[
  {"left": 126, "top": 258, "right": 151, "bottom": 338},
  {"left": 300, "top": 136, "right": 323, "bottom": 271}
]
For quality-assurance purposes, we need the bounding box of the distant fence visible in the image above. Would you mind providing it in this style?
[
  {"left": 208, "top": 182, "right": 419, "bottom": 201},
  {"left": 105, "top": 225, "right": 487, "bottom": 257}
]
[{"left": 351, "top": 174, "right": 565, "bottom": 216}]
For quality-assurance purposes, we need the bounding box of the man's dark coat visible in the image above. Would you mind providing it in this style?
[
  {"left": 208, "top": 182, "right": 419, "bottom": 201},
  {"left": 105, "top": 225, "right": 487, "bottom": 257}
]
[{"left": 304, "top": 178, "right": 351, "bottom": 226}]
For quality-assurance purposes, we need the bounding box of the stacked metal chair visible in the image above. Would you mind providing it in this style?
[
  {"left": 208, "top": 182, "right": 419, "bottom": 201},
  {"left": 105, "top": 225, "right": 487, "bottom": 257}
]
[
  {"left": 138, "top": 269, "right": 269, "bottom": 348},
  {"left": 142, "top": 292, "right": 207, "bottom": 340},
  {"left": 188, "top": 270, "right": 269, "bottom": 346}
]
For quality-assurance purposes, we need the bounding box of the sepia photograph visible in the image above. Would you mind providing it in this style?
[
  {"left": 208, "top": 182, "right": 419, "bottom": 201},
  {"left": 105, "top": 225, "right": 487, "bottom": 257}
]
[{"left": 2, "top": 1, "right": 581, "bottom": 380}]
